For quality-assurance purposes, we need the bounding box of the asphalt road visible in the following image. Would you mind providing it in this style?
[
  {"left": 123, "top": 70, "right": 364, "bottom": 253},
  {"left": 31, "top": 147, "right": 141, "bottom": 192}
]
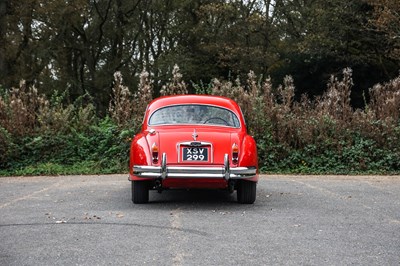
[{"left": 0, "top": 174, "right": 399, "bottom": 266}]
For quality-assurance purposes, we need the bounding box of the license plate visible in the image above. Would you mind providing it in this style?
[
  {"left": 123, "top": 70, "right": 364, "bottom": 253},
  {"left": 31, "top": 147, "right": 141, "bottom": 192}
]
[{"left": 182, "top": 147, "right": 209, "bottom": 161}]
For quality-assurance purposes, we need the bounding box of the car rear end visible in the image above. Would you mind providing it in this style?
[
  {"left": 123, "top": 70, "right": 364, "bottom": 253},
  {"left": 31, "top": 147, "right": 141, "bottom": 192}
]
[{"left": 129, "top": 95, "right": 258, "bottom": 204}]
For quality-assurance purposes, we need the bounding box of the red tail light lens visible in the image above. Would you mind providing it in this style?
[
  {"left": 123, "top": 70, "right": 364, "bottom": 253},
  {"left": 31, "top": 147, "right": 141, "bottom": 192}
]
[
  {"left": 151, "top": 143, "right": 159, "bottom": 163},
  {"left": 232, "top": 143, "right": 239, "bottom": 164}
]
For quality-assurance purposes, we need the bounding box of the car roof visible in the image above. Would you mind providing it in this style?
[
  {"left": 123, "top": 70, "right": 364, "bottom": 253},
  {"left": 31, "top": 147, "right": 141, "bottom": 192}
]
[
  {"left": 142, "top": 95, "right": 247, "bottom": 131},
  {"left": 147, "top": 95, "right": 242, "bottom": 114}
]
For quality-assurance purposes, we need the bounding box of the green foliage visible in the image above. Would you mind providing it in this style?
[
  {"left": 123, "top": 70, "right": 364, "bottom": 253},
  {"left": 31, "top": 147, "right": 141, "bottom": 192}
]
[
  {"left": 1, "top": 68, "right": 400, "bottom": 176},
  {"left": 0, "top": 126, "right": 14, "bottom": 168},
  {"left": 1, "top": 0, "right": 398, "bottom": 109},
  {"left": 1, "top": 117, "right": 133, "bottom": 176},
  {"left": 206, "top": 68, "right": 400, "bottom": 175},
  {"left": 192, "top": 80, "right": 213, "bottom": 95},
  {"left": 257, "top": 127, "right": 400, "bottom": 175}
]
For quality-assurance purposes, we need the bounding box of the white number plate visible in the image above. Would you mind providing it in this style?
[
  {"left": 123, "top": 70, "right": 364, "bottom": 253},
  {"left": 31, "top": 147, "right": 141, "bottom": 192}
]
[{"left": 182, "top": 147, "right": 209, "bottom": 161}]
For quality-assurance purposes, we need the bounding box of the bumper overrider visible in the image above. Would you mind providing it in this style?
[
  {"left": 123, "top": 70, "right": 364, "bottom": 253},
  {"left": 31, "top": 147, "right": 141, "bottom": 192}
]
[{"left": 133, "top": 153, "right": 256, "bottom": 180}]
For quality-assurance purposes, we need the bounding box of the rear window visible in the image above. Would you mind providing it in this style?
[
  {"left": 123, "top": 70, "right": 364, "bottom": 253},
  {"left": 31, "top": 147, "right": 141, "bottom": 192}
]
[{"left": 149, "top": 104, "right": 240, "bottom": 128}]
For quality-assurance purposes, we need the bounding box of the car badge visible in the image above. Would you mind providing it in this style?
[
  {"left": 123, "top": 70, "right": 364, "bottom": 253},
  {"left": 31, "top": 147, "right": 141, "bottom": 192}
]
[{"left": 192, "top": 129, "right": 198, "bottom": 141}]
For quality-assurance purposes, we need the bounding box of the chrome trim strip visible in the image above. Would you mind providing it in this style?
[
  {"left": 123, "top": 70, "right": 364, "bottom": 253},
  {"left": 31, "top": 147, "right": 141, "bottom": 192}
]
[
  {"left": 224, "top": 154, "right": 230, "bottom": 180},
  {"left": 147, "top": 104, "right": 242, "bottom": 128},
  {"left": 179, "top": 141, "right": 212, "bottom": 146},
  {"left": 161, "top": 153, "right": 167, "bottom": 179}
]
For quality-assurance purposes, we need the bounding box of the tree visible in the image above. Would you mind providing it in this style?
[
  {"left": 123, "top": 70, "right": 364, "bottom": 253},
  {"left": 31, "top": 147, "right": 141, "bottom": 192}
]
[
  {"left": 0, "top": 0, "right": 398, "bottom": 112},
  {"left": 1, "top": 0, "right": 51, "bottom": 89},
  {"left": 176, "top": 0, "right": 281, "bottom": 81},
  {"left": 368, "top": 0, "right": 400, "bottom": 61},
  {"left": 268, "top": 0, "right": 399, "bottom": 106},
  {"left": 0, "top": 0, "right": 9, "bottom": 83}
]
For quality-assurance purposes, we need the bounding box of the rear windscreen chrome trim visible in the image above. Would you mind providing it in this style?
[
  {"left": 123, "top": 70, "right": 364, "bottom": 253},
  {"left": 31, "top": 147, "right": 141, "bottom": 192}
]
[{"left": 147, "top": 104, "right": 242, "bottom": 128}]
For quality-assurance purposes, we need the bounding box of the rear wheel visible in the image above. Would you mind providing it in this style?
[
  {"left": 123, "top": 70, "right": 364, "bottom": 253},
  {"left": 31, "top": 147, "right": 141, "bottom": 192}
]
[
  {"left": 237, "top": 180, "right": 257, "bottom": 204},
  {"left": 132, "top": 181, "right": 149, "bottom": 204}
]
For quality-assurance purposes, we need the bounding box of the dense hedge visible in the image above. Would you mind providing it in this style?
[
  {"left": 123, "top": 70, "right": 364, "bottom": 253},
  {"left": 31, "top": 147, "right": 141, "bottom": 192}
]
[
  {"left": 1, "top": 67, "right": 399, "bottom": 175},
  {"left": 0, "top": 118, "right": 134, "bottom": 175}
]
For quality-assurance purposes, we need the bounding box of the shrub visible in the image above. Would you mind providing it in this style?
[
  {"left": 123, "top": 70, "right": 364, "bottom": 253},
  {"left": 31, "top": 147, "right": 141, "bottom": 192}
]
[
  {"left": 109, "top": 69, "right": 153, "bottom": 130},
  {"left": 207, "top": 68, "right": 400, "bottom": 174},
  {"left": 0, "top": 81, "right": 47, "bottom": 136},
  {"left": 160, "top": 64, "right": 188, "bottom": 96},
  {"left": 0, "top": 126, "right": 13, "bottom": 167},
  {"left": 1, "top": 67, "right": 400, "bottom": 175}
]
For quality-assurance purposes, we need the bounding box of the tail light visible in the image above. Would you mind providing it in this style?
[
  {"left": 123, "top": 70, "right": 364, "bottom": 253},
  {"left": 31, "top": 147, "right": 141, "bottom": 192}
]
[
  {"left": 151, "top": 143, "right": 159, "bottom": 163},
  {"left": 232, "top": 143, "right": 239, "bottom": 164}
]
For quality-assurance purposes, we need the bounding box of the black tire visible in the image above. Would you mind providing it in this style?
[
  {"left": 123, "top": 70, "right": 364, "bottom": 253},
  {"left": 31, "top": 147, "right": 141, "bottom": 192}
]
[
  {"left": 132, "top": 181, "right": 149, "bottom": 204},
  {"left": 237, "top": 180, "right": 257, "bottom": 204}
]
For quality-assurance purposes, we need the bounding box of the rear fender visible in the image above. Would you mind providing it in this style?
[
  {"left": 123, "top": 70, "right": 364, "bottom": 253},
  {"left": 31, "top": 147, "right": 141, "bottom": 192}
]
[
  {"left": 129, "top": 134, "right": 152, "bottom": 181},
  {"left": 239, "top": 135, "right": 259, "bottom": 182}
]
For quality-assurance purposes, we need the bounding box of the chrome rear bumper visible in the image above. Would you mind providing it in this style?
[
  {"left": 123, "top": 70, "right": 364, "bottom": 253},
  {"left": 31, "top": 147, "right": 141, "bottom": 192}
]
[{"left": 133, "top": 153, "right": 256, "bottom": 180}]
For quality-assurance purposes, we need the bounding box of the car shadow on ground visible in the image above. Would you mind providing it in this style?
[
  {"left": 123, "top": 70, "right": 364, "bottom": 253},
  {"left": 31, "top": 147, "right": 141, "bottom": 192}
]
[
  {"left": 148, "top": 189, "right": 237, "bottom": 204},
  {"left": 122, "top": 186, "right": 277, "bottom": 212}
]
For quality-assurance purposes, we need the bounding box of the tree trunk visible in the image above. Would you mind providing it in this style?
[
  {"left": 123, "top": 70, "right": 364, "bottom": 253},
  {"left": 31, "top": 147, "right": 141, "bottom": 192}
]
[{"left": 0, "top": 0, "right": 9, "bottom": 86}]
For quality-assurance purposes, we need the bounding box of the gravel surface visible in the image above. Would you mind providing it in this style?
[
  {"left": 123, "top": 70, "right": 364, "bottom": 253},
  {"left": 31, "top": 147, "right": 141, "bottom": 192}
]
[{"left": 0, "top": 174, "right": 399, "bottom": 265}]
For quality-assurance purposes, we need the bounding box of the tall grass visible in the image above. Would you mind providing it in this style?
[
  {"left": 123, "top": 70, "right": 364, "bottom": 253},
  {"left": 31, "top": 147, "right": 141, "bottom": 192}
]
[
  {"left": 203, "top": 68, "right": 400, "bottom": 173},
  {"left": 0, "top": 66, "right": 399, "bottom": 175}
]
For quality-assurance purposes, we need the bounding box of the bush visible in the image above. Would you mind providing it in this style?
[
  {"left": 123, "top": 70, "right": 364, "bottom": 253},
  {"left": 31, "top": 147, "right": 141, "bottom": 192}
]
[
  {"left": 1, "top": 117, "right": 134, "bottom": 176},
  {"left": 1, "top": 67, "right": 399, "bottom": 176},
  {"left": 0, "top": 126, "right": 13, "bottom": 168},
  {"left": 0, "top": 80, "right": 134, "bottom": 175},
  {"left": 206, "top": 68, "right": 400, "bottom": 174}
]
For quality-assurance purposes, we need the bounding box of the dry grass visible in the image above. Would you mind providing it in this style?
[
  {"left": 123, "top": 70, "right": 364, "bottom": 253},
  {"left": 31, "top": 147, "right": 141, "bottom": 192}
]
[
  {"left": 207, "top": 68, "right": 399, "bottom": 155},
  {"left": 108, "top": 69, "right": 154, "bottom": 129},
  {"left": 1, "top": 67, "right": 399, "bottom": 173},
  {"left": 0, "top": 80, "right": 46, "bottom": 136},
  {"left": 2, "top": 68, "right": 398, "bottom": 144},
  {"left": 0, "top": 81, "right": 96, "bottom": 136},
  {"left": 160, "top": 64, "right": 188, "bottom": 96}
]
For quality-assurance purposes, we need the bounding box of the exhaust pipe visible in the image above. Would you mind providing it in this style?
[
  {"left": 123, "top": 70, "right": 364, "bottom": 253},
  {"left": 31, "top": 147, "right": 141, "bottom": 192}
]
[
  {"left": 228, "top": 180, "right": 235, "bottom": 194},
  {"left": 155, "top": 179, "right": 163, "bottom": 193}
]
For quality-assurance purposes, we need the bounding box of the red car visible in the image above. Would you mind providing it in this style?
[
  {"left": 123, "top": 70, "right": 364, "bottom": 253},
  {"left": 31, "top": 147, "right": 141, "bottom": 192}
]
[{"left": 129, "top": 95, "right": 258, "bottom": 204}]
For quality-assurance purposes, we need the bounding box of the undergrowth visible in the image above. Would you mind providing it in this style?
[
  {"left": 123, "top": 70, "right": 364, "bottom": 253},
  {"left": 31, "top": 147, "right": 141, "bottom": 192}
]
[{"left": 0, "top": 67, "right": 399, "bottom": 176}]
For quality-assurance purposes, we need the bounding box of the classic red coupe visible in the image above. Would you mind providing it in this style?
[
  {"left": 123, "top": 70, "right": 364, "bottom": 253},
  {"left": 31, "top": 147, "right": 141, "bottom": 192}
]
[{"left": 129, "top": 95, "right": 258, "bottom": 204}]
